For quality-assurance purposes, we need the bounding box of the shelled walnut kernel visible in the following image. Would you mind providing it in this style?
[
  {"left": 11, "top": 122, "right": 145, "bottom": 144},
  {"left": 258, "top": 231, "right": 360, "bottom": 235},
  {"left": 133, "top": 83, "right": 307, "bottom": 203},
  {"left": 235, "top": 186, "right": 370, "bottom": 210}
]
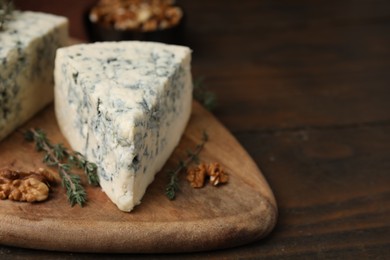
[
  {"left": 90, "top": 0, "right": 183, "bottom": 31},
  {"left": 186, "top": 163, "right": 207, "bottom": 188},
  {"left": 207, "top": 162, "right": 229, "bottom": 186},
  {"left": 187, "top": 163, "right": 229, "bottom": 188},
  {"left": 0, "top": 168, "right": 56, "bottom": 202}
]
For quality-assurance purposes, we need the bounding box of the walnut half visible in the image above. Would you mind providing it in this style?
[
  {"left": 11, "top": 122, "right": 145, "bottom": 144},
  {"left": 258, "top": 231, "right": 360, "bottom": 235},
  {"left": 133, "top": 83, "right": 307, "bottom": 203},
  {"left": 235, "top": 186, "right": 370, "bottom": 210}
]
[
  {"left": 207, "top": 162, "right": 229, "bottom": 186},
  {"left": 186, "top": 162, "right": 229, "bottom": 188},
  {"left": 186, "top": 163, "right": 208, "bottom": 188},
  {"left": 0, "top": 168, "right": 56, "bottom": 202}
]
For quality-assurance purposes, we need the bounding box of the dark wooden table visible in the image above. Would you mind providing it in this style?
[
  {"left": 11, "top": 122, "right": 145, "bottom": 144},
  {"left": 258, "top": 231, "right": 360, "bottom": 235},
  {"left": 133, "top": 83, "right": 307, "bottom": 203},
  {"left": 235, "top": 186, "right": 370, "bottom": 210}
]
[{"left": 3, "top": 0, "right": 390, "bottom": 258}]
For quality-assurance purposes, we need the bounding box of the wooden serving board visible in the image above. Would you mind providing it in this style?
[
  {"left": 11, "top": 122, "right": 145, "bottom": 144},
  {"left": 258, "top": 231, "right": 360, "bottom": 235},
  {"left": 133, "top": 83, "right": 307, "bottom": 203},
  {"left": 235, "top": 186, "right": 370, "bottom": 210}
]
[{"left": 0, "top": 101, "right": 277, "bottom": 253}]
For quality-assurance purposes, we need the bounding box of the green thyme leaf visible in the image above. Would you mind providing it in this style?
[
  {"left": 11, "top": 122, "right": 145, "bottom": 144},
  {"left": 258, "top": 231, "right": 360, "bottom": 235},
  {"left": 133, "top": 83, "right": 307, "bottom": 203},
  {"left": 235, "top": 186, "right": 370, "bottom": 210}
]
[
  {"left": 193, "top": 77, "right": 217, "bottom": 111},
  {"left": 165, "top": 131, "right": 209, "bottom": 200},
  {"left": 24, "top": 128, "right": 99, "bottom": 207}
]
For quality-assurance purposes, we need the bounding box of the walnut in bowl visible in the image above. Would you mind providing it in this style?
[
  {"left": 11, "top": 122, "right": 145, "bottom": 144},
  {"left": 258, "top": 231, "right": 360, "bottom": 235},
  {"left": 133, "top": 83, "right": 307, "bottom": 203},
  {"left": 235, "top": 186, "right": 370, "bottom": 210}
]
[{"left": 85, "top": 0, "right": 185, "bottom": 43}]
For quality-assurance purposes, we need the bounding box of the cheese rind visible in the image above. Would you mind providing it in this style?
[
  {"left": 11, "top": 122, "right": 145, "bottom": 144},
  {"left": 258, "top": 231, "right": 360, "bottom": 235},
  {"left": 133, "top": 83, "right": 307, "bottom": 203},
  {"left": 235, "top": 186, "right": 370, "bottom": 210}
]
[
  {"left": 0, "top": 11, "right": 68, "bottom": 141},
  {"left": 54, "top": 41, "right": 192, "bottom": 211}
]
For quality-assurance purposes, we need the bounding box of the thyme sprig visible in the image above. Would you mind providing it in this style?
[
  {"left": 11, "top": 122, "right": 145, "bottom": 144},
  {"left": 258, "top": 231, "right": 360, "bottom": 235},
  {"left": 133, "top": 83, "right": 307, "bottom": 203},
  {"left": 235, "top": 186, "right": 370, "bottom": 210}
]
[
  {"left": 24, "top": 128, "right": 99, "bottom": 207},
  {"left": 193, "top": 77, "right": 217, "bottom": 111},
  {"left": 165, "top": 131, "right": 208, "bottom": 200},
  {"left": 0, "top": 0, "right": 13, "bottom": 31},
  {"left": 69, "top": 152, "right": 99, "bottom": 186}
]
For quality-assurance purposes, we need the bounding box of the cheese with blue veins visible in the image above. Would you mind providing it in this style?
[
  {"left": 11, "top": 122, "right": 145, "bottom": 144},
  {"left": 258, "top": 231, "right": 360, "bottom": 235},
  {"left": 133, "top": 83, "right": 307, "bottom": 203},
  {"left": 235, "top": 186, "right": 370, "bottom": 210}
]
[
  {"left": 0, "top": 11, "right": 68, "bottom": 141},
  {"left": 54, "top": 41, "right": 193, "bottom": 212}
]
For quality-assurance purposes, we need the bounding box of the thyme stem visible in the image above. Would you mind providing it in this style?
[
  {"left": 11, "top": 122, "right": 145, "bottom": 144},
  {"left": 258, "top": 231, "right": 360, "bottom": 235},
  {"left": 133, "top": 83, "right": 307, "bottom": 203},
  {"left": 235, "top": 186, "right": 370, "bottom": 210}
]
[
  {"left": 193, "top": 77, "right": 216, "bottom": 111},
  {"left": 24, "top": 128, "right": 98, "bottom": 207},
  {"left": 165, "top": 131, "right": 208, "bottom": 200}
]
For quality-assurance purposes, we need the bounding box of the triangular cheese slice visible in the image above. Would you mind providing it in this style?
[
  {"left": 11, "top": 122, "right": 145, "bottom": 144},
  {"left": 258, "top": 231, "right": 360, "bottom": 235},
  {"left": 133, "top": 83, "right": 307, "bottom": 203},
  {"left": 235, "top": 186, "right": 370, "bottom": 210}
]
[{"left": 54, "top": 41, "right": 192, "bottom": 211}]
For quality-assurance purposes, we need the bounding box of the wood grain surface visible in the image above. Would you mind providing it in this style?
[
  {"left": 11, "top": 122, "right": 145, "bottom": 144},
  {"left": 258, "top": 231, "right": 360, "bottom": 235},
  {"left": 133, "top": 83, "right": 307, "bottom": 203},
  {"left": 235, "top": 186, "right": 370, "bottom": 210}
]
[
  {"left": 0, "top": 102, "right": 277, "bottom": 253},
  {"left": 3, "top": 0, "right": 390, "bottom": 258}
]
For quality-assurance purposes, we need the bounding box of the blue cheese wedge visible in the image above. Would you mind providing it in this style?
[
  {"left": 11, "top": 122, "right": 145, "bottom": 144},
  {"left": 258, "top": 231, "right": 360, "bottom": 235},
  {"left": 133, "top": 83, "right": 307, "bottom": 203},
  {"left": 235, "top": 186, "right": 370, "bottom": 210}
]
[
  {"left": 0, "top": 11, "right": 68, "bottom": 141},
  {"left": 55, "top": 41, "right": 193, "bottom": 212}
]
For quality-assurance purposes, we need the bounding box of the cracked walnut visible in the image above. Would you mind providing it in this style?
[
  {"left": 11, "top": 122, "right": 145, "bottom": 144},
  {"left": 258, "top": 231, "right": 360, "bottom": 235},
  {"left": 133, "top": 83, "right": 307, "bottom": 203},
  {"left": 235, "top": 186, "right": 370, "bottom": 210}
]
[
  {"left": 0, "top": 168, "right": 56, "bottom": 202},
  {"left": 187, "top": 162, "right": 229, "bottom": 188}
]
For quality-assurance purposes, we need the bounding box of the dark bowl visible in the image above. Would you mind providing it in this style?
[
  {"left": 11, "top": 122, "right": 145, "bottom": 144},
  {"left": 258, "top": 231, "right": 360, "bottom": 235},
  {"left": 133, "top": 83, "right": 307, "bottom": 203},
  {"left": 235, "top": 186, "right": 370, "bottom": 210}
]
[{"left": 84, "top": 5, "right": 186, "bottom": 44}]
